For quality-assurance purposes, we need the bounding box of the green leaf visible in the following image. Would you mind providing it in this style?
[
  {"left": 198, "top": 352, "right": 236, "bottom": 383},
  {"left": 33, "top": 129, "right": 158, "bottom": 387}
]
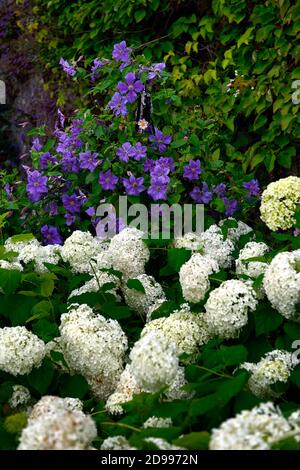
[
  {"left": 150, "top": 300, "right": 177, "bottom": 320},
  {"left": 0, "top": 382, "right": 14, "bottom": 403},
  {"left": 167, "top": 248, "right": 191, "bottom": 272},
  {"left": 173, "top": 432, "right": 210, "bottom": 450},
  {"left": 59, "top": 374, "right": 89, "bottom": 399},
  {"left": 216, "top": 372, "right": 248, "bottom": 406},
  {"left": 40, "top": 278, "right": 55, "bottom": 297},
  {"left": 0, "top": 269, "right": 21, "bottom": 295},
  {"left": 27, "top": 359, "right": 55, "bottom": 395},
  {"left": 10, "top": 234, "right": 35, "bottom": 243},
  {"left": 254, "top": 303, "right": 283, "bottom": 335},
  {"left": 32, "top": 319, "right": 59, "bottom": 342},
  {"left": 134, "top": 10, "right": 146, "bottom": 22},
  {"left": 189, "top": 394, "right": 217, "bottom": 417},
  {"left": 26, "top": 300, "right": 52, "bottom": 323},
  {"left": 126, "top": 279, "right": 146, "bottom": 293},
  {"left": 101, "top": 301, "right": 132, "bottom": 319}
]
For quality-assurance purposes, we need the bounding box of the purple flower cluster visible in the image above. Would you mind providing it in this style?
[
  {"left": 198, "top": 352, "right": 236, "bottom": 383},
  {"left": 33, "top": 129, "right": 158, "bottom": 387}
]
[
  {"left": 62, "top": 193, "right": 83, "bottom": 214},
  {"left": 243, "top": 179, "right": 260, "bottom": 197},
  {"left": 183, "top": 159, "right": 202, "bottom": 181},
  {"left": 31, "top": 138, "right": 42, "bottom": 152},
  {"left": 117, "top": 72, "right": 144, "bottom": 103},
  {"left": 123, "top": 175, "right": 145, "bottom": 196},
  {"left": 147, "top": 157, "right": 174, "bottom": 201},
  {"left": 59, "top": 58, "right": 76, "bottom": 77},
  {"left": 190, "top": 183, "right": 212, "bottom": 204},
  {"left": 149, "top": 128, "right": 172, "bottom": 153},
  {"left": 26, "top": 170, "right": 48, "bottom": 203},
  {"left": 223, "top": 197, "right": 238, "bottom": 216},
  {"left": 108, "top": 92, "right": 128, "bottom": 117},
  {"left": 116, "top": 142, "right": 147, "bottom": 162},
  {"left": 79, "top": 151, "right": 100, "bottom": 172},
  {"left": 41, "top": 225, "right": 63, "bottom": 245},
  {"left": 213, "top": 183, "right": 227, "bottom": 197},
  {"left": 40, "top": 152, "right": 58, "bottom": 169},
  {"left": 99, "top": 170, "right": 118, "bottom": 190}
]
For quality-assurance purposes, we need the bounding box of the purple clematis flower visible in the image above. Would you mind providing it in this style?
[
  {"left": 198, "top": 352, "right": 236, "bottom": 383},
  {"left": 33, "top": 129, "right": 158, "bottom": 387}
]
[
  {"left": 213, "top": 183, "right": 226, "bottom": 197},
  {"left": 85, "top": 206, "right": 96, "bottom": 217},
  {"left": 112, "top": 41, "right": 132, "bottom": 63},
  {"left": 183, "top": 159, "right": 202, "bottom": 181},
  {"left": 62, "top": 193, "right": 82, "bottom": 213},
  {"left": 242, "top": 179, "right": 260, "bottom": 197},
  {"left": 4, "top": 183, "right": 12, "bottom": 200},
  {"left": 117, "top": 72, "right": 144, "bottom": 103},
  {"left": 223, "top": 197, "right": 238, "bottom": 217},
  {"left": 40, "top": 152, "right": 57, "bottom": 169},
  {"left": 148, "top": 63, "right": 166, "bottom": 80},
  {"left": 79, "top": 151, "right": 99, "bottom": 172},
  {"left": 150, "top": 165, "right": 170, "bottom": 184},
  {"left": 65, "top": 213, "right": 76, "bottom": 226},
  {"left": 131, "top": 142, "right": 147, "bottom": 161},
  {"left": 149, "top": 128, "right": 172, "bottom": 153},
  {"left": 45, "top": 201, "right": 58, "bottom": 216},
  {"left": 41, "top": 225, "right": 63, "bottom": 246},
  {"left": 26, "top": 170, "right": 48, "bottom": 203},
  {"left": 116, "top": 142, "right": 134, "bottom": 162},
  {"left": 123, "top": 175, "right": 145, "bottom": 196},
  {"left": 99, "top": 170, "right": 119, "bottom": 190},
  {"left": 190, "top": 183, "right": 212, "bottom": 204},
  {"left": 143, "top": 159, "right": 156, "bottom": 173},
  {"left": 148, "top": 177, "right": 168, "bottom": 201},
  {"left": 61, "top": 154, "right": 79, "bottom": 173},
  {"left": 59, "top": 58, "right": 76, "bottom": 77},
  {"left": 108, "top": 92, "right": 128, "bottom": 116},
  {"left": 31, "top": 138, "right": 42, "bottom": 152},
  {"left": 157, "top": 157, "right": 175, "bottom": 172}
]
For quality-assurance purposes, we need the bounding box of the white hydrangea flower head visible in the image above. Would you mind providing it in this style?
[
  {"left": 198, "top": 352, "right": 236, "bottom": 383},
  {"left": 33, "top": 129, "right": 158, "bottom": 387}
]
[
  {"left": 122, "top": 274, "right": 166, "bottom": 317},
  {"left": 179, "top": 253, "right": 219, "bottom": 303},
  {"left": 69, "top": 272, "right": 120, "bottom": 300},
  {"left": 173, "top": 232, "right": 203, "bottom": 251},
  {"left": 209, "top": 402, "right": 291, "bottom": 450},
  {"left": 165, "top": 366, "right": 192, "bottom": 401},
  {"left": 129, "top": 331, "right": 179, "bottom": 393},
  {"left": 87, "top": 248, "right": 113, "bottom": 274},
  {"left": 263, "top": 250, "right": 300, "bottom": 320},
  {"left": 8, "top": 385, "right": 31, "bottom": 409},
  {"left": 59, "top": 304, "right": 127, "bottom": 399},
  {"left": 0, "top": 260, "right": 23, "bottom": 271},
  {"left": 101, "top": 436, "right": 137, "bottom": 450},
  {"left": 144, "top": 437, "right": 184, "bottom": 450},
  {"left": 18, "top": 401, "right": 96, "bottom": 450},
  {"left": 108, "top": 227, "right": 150, "bottom": 278},
  {"left": 260, "top": 176, "right": 300, "bottom": 231},
  {"left": 0, "top": 326, "right": 45, "bottom": 376},
  {"left": 4, "top": 237, "right": 40, "bottom": 259},
  {"left": 204, "top": 280, "right": 258, "bottom": 339},
  {"left": 29, "top": 396, "right": 83, "bottom": 420},
  {"left": 105, "top": 364, "right": 142, "bottom": 415},
  {"left": 33, "top": 245, "right": 61, "bottom": 273},
  {"left": 141, "top": 304, "right": 210, "bottom": 355},
  {"left": 236, "top": 241, "right": 269, "bottom": 279},
  {"left": 199, "top": 224, "right": 235, "bottom": 269},
  {"left": 61, "top": 230, "right": 106, "bottom": 273},
  {"left": 219, "top": 218, "right": 253, "bottom": 243},
  {"left": 242, "top": 350, "right": 294, "bottom": 398},
  {"left": 143, "top": 417, "right": 173, "bottom": 428}
]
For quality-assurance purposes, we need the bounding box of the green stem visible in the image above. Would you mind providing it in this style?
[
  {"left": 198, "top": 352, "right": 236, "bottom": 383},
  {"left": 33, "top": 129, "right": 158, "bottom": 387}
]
[{"left": 101, "top": 421, "right": 141, "bottom": 433}]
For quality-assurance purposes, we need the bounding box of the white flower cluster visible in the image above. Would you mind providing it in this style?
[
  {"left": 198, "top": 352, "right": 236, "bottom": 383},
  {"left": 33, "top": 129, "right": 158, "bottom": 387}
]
[
  {"left": 260, "top": 176, "right": 300, "bottom": 231},
  {"left": 204, "top": 280, "right": 258, "bottom": 339},
  {"left": 105, "top": 364, "right": 143, "bottom": 415},
  {"left": 143, "top": 416, "right": 172, "bottom": 428},
  {"left": 101, "top": 436, "right": 137, "bottom": 450},
  {"left": 8, "top": 385, "right": 31, "bottom": 409},
  {"left": 179, "top": 253, "right": 219, "bottom": 303},
  {"left": 219, "top": 218, "right": 253, "bottom": 243},
  {"left": 61, "top": 230, "right": 106, "bottom": 273},
  {"left": 263, "top": 250, "right": 300, "bottom": 320},
  {"left": 59, "top": 304, "right": 128, "bottom": 399},
  {"left": 4, "top": 237, "right": 61, "bottom": 273},
  {"left": 122, "top": 274, "right": 166, "bottom": 317},
  {"left": 0, "top": 326, "right": 45, "bottom": 376},
  {"left": 210, "top": 402, "right": 297, "bottom": 450},
  {"left": 141, "top": 304, "right": 210, "bottom": 355},
  {"left": 144, "top": 438, "right": 184, "bottom": 450},
  {"left": 129, "top": 331, "right": 179, "bottom": 393},
  {"left": 236, "top": 242, "right": 269, "bottom": 279},
  {"left": 69, "top": 271, "right": 120, "bottom": 300},
  {"left": 242, "top": 350, "right": 294, "bottom": 398},
  {"left": 18, "top": 396, "right": 96, "bottom": 450},
  {"left": 0, "top": 260, "right": 23, "bottom": 271},
  {"left": 174, "top": 225, "right": 235, "bottom": 268},
  {"left": 108, "top": 227, "right": 150, "bottom": 278}
]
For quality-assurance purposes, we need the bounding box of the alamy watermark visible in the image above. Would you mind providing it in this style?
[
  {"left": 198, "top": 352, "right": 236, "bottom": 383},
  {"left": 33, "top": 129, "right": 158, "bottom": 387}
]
[
  {"left": 0, "top": 80, "right": 6, "bottom": 105},
  {"left": 96, "top": 196, "right": 204, "bottom": 239}
]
